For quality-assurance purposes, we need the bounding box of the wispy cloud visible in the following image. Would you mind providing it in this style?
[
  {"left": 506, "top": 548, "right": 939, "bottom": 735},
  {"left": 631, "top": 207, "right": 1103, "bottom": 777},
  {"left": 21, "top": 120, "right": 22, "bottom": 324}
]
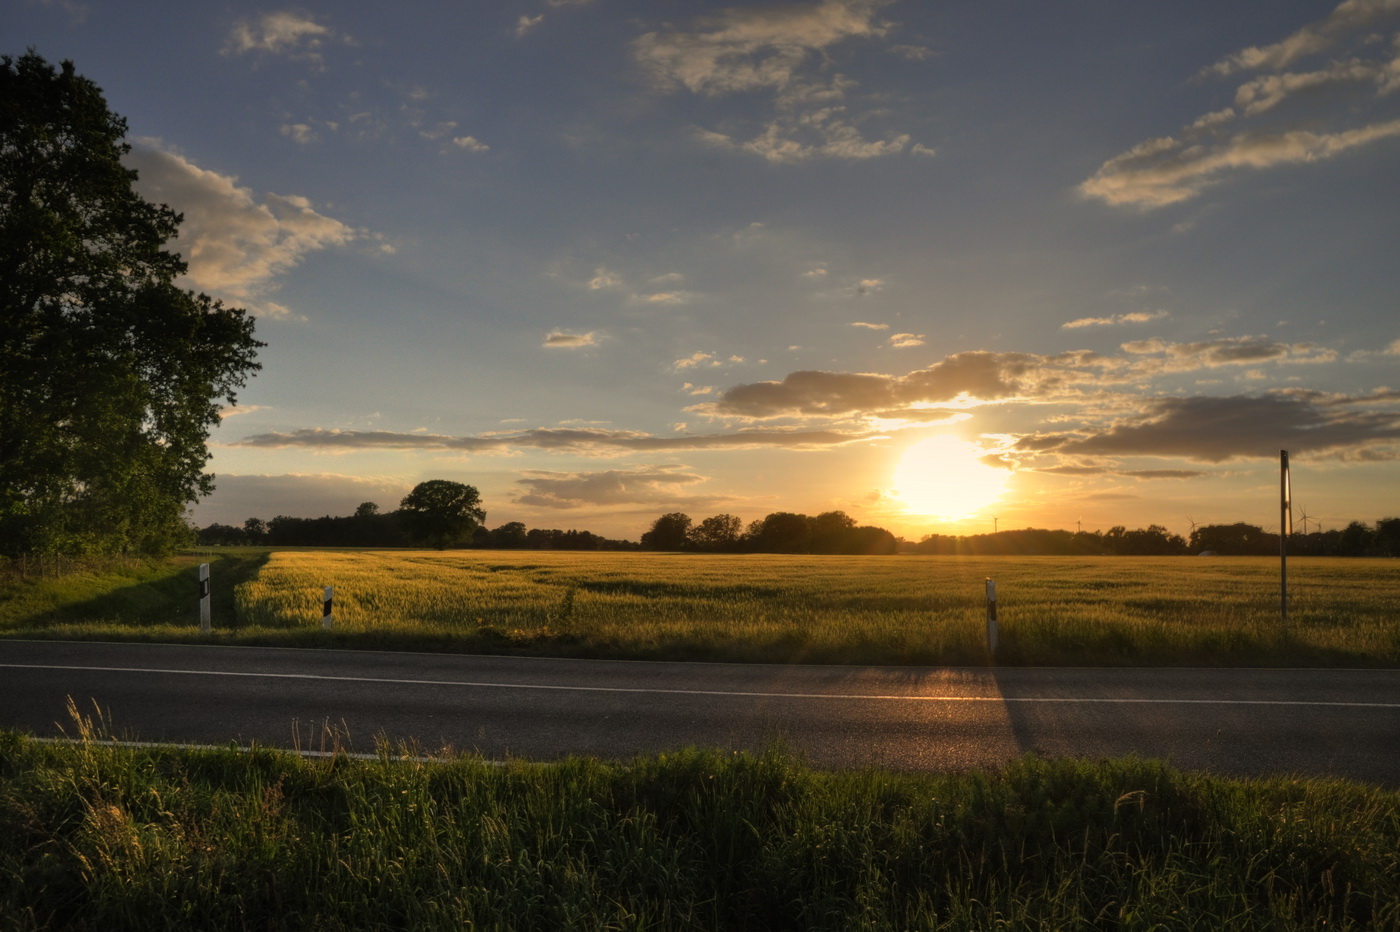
[
  {"left": 1081, "top": 0, "right": 1400, "bottom": 208},
  {"left": 674, "top": 351, "right": 745, "bottom": 371},
  {"left": 588, "top": 267, "right": 624, "bottom": 290},
  {"left": 635, "top": 0, "right": 921, "bottom": 162},
  {"left": 1062, "top": 310, "right": 1169, "bottom": 329},
  {"left": 514, "top": 464, "right": 717, "bottom": 509},
  {"left": 1203, "top": 0, "right": 1400, "bottom": 77},
  {"left": 634, "top": 290, "right": 697, "bottom": 305},
  {"left": 235, "top": 425, "right": 882, "bottom": 455},
  {"left": 280, "top": 123, "right": 317, "bottom": 145},
  {"left": 224, "top": 11, "right": 342, "bottom": 61},
  {"left": 851, "top": 321, "right": 889, "bottom": 330},
  {"left": 125, "top": 141, "right": 358, "bottom": 316},
  {"left": 888, "top": 332, "right": 925, "bottom": 348},
  {"left": 544, "top": 330, "right": 600, "bottom": 349}
]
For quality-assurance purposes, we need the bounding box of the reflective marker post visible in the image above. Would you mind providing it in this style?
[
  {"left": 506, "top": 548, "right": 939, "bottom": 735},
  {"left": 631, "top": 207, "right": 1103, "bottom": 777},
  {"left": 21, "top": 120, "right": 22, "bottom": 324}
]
[
  {"left": 1280, "top": 450, "right": 1291, "bottom": 625},
  {"left": 323, "top": 586, "right": 334, "bottom": 629},
  {"left": 985, "top": 578, "right": 998, "bottom": 657},
  {"left": 198, "top": 563, "right": 211, "bottom": 633}
]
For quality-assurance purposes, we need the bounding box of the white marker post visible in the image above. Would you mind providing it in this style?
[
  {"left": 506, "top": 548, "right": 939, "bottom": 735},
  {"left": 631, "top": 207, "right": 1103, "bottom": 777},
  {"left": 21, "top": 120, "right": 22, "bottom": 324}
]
[
  {"left": 1280, "top": 450, "right": 1291, "bottom": 624},
  {"left": 323, "top": 586, "right": 334, "bottom": 629},
  {"left": 985, "top": 577, "right": 998, "bottom": 657},
  {"left": 198, "top": 563, "right": 211, "bottom": 633}
]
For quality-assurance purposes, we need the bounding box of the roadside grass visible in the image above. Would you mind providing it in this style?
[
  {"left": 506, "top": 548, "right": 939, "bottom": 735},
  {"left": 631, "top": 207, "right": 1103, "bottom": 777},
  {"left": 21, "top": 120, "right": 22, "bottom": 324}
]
[
  {"left": 0, "top": 549, "right": 268, "bottom": 642},
  {"left": 2, "top": 713, "right": 1397, "bottom": 931},
  {"left": 3, "top": 549, "right": 1398, "bottom": 666}
]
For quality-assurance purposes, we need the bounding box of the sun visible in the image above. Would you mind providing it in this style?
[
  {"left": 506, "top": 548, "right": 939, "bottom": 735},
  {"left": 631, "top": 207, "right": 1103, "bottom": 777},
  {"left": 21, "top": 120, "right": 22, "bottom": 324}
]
[{"left": 891, "top": 435, "right": 1008, "bottom": 519}]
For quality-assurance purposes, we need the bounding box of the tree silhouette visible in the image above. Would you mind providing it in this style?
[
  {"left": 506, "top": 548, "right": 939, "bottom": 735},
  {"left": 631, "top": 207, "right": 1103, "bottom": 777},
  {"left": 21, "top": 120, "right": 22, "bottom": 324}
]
[
  {"left": 399, "top": 480, "right": 485, "bottom": 549},
  {"left": 641, "top": 512, "right": 692, "bottom": 551},
  {"left": 689, "top": 514, "right": 743, "bottom": 552}
]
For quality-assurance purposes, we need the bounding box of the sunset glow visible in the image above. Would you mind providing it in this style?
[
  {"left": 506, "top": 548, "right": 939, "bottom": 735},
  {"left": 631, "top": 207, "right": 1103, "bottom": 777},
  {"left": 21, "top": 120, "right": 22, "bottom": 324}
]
[
  {"left": 891, "top": 436, "right": 1008, "bottom": 520},
  {"left": 14, "top": 1, "right": 1396, "bottom": 540}
]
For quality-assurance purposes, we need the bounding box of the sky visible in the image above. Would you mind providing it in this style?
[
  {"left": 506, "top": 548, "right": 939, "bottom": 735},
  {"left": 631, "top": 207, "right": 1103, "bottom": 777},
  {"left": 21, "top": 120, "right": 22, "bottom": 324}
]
[{"left": 9, "top": 0, "right": 1400, "bottom": 542}]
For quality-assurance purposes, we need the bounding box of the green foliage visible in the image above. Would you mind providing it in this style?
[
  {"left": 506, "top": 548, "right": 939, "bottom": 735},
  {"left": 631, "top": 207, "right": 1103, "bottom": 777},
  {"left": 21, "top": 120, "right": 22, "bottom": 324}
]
[
  {"left": 398, "top": 480, "right": 486, "bottom": 549},
  {"left": 0, "top": 52, "right": 262, "bottom": 558},
  {"left": 2, "top": 729, "right": 1397, "bottom": 930}
]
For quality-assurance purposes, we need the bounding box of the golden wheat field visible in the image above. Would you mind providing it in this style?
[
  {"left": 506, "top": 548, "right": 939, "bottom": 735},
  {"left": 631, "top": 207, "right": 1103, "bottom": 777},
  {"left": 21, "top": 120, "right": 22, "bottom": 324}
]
[{"left": 229, "top": 550, "right": 1400, "bottom": 666}]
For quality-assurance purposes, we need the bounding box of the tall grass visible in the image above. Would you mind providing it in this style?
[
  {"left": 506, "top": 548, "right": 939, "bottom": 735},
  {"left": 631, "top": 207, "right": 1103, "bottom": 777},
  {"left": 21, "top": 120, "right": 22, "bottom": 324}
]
[
  {"left": 2, "top": 710, "right": 1397, "bottom": 930},
  {"left": 5, "top": 549, "right": 1399, "bottom": 666}
]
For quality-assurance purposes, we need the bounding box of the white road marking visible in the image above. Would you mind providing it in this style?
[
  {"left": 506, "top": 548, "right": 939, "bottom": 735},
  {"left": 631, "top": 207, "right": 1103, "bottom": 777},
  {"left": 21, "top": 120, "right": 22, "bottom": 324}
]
[{"left": 5, "top": 663, "right": 1399, "bottom": 708}]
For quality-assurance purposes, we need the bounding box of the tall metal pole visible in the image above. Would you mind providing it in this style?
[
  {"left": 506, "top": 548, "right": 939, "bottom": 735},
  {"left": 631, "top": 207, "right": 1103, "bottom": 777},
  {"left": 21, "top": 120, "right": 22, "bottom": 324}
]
[{"left": 1280, "top": 450, "right": 1290, "bottom": 624}]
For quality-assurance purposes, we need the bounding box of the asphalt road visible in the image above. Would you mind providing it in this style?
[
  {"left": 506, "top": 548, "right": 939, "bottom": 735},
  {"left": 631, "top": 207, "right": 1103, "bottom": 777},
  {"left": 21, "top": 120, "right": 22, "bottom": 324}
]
[{"left": 2, "top": 639, "right": 1397, "bottom": 785}]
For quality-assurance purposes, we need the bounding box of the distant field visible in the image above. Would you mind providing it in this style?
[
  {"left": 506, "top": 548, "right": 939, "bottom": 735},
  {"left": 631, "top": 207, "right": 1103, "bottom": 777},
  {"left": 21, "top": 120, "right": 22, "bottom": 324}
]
[{"left": 6, "top": 549, "right": 1398, "bottom": 666}]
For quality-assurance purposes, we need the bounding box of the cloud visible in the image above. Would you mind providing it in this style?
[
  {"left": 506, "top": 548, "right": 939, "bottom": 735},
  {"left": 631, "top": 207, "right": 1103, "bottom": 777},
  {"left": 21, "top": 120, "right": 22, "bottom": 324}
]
[
  {"left": 235, "top": 425, "right": 882, "bottom": 455},
  {"left": 1233, "top": 60, "right": 1383, "bottom": 116},
  {"left": 190, "top": 473, "right": 410, "bottom": 526},
  {"left": 125, "top": 141, "right": 358, "bottom": 313},
  {"left": 703, "top": 352, "right": 1060, "bottom": 419},
  {"left": 1082, "top": 0, "right": 1400, "bottom": 208},
  {"left": 588, "top": 267, "right": 624, "bottom": 290},
  {"left": 634, "top": 0, "right": 917, "bottom": 162},
  {"left": 699, "top": 338, "right": 1343, "bottom": 421},
  {"left": 851, "top": 321, "right": 888, "bottom": 330},
  {"left": 452, "top": 135, "right": 490, "bottom": 152},
  {"left": 675, "top": 352, "right": 720, "bottom": 369},
  {"left": 543, "top": 330, "right": 599, "bottom": 348},
  {"left": 516, "top": 14, "right": 544, "bottom": 37},
  {"left": 1120, "top": 469, "right": 1209, "bottom": 480},
  {"left": 1081, "top": 120, "right": 1400, "bottom": 208},
  {"left": 280, "top": 123, "right": 317, "bottom": 145},
  {"left": 634, "top": 0, "right": 889, "bottom": 95},
  {"left": 1204, "top": 0, "right": 1400, "bottom": 77},
  {"left": 674, "top": 352, "right": 741, "bottom": 370},
  {"left": 513, "top": 465, "right": 715, "bottom": 509},
  {"left": 888, "top": 332, "right": 925, "bottom": 348},
  {"left": 1119, "top": 336, "right": 1337, "bottom": 372},
  {"left": 1029, "top": 393, "right": 1400, "bottom": 463},
  {"left": 224, "top": 11, "right": 337, "bottom": 60},
  {"left": 1062, "top": 310, "right": 1169, "bottom": 329},
  {"left": 634, "top": 290, "right": 697, "bottom": 305},
  {"left": 218, "top": 405, "right": 267, "bottom": 419}
]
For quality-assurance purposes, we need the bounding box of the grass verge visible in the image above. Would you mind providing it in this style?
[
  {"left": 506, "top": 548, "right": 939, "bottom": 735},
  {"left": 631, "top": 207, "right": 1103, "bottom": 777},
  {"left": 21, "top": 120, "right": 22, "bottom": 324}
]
[{"left": 2, "top": 710, "right": 1397, "bottom": 931}]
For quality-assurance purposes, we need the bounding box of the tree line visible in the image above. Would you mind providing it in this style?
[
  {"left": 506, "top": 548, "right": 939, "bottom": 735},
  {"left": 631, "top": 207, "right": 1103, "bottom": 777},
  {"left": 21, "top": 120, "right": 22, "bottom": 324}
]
[
  {"left": 197, "top": 481, "right": 636, "bottom": 551},
  {"left": 913, "top": 519, "right": 1400, "bottom": 557},
  {"left": 200, "top": 488, "right": 1400, "bottom": 558},
  {"left": 639, "top": 511, "right": 898, "bottom": 554}
]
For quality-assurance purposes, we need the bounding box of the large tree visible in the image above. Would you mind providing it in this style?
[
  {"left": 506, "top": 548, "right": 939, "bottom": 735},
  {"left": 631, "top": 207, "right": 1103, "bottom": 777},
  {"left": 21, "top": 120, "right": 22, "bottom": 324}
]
[
  {"left": 640, "top": 512, "right": 692, "bottom": 551},
  {"left": 399, "top": 480, "right": 486, "bottom": 549},
  {"left": 1, "top": 52, "right": 262, "bottom": 556}
]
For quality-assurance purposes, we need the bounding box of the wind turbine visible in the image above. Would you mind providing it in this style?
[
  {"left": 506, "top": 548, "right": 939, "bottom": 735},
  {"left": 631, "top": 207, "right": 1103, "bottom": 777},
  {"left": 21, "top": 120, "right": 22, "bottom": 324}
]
[{"left": 1298, "top": 505, "right": 1313, "bottom": 536}]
